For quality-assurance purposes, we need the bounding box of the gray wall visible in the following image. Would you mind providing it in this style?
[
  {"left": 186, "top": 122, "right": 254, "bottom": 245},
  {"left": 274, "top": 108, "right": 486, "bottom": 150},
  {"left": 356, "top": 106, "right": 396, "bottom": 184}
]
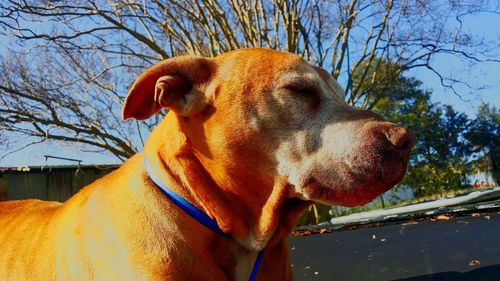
[
  {"left": 2, "top": 166, "right": 117, "bottom": 202},
  {"left": 0, "top": 176, "right": 7, "bottom": 201}
]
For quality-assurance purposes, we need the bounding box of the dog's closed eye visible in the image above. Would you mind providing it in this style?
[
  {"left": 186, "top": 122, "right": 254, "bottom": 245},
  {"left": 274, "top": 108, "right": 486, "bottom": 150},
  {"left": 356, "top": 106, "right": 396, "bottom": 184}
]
[
  {"left": 283, "top": 83, "right": 321, "bottom": 111},
  {"left": 283, "top": 84, "right": 319, "bottom": 97}
]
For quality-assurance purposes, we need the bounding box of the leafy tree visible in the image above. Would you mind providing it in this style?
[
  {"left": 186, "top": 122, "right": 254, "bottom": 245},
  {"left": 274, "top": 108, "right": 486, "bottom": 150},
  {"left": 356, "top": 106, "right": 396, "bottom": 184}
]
[
  {"left": 466, "top": 104, "right": 500, "bottom": 185},
  {"left": 394, "top": 98, "right": 471, "bottom": 197}
]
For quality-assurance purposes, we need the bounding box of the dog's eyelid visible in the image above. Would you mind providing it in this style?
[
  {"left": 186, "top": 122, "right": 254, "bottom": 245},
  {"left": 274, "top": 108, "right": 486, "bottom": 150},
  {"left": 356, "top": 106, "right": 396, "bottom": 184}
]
[{"left": 282, "top": 83, "right": 318, "bottom": 96}]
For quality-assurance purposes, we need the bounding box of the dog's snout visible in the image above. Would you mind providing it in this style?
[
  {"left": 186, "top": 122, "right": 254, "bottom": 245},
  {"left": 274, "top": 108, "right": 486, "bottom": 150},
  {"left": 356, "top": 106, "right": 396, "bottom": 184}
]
[
  {"left": 363, "top": 121, "right": 415, "bottom": 154},
  {"left": 384, "top": 126, "right": 415, "bottom": 153}
]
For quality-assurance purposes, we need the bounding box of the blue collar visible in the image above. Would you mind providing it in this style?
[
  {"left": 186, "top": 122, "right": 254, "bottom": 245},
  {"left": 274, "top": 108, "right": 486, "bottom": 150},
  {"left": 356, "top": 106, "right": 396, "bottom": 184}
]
[{"left": 144, "top": 157, "right": 264, "bottom": 281}]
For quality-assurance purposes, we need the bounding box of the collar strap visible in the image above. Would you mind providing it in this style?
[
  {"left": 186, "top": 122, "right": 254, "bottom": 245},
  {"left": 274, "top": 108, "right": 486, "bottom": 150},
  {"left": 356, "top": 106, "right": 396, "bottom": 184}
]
[
  {"left": 143, "top": 157, "right": 264, "bottom": 281},
  {"left": 144, "top": 157, "right": 231, "bottom": 238}
]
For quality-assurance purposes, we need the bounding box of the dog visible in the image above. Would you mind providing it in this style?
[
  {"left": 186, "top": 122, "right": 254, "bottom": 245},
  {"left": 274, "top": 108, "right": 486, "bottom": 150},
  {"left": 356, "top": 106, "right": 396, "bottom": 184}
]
[{"left": 0, "top": 48, "right": 414, "bottom": 281}]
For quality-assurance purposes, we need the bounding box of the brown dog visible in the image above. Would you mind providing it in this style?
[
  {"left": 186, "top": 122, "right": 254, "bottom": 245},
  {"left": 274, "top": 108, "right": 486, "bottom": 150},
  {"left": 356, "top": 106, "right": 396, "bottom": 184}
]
[{"left": 0, "top": 48, "right": 413, "bottom": 280}]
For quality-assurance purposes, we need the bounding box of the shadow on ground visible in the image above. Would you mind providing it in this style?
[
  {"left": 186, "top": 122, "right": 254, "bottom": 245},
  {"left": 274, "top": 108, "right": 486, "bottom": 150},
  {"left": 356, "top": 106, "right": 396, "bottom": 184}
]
[{"left": 392, "top": 264, "right": 500, "bottom": 281}]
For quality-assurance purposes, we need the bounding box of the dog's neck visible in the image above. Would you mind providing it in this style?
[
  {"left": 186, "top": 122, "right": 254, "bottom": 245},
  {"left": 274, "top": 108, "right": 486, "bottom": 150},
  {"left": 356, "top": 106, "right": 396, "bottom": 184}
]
[{"left": 143, "top": 114, "right": 311, "bottom": 251}]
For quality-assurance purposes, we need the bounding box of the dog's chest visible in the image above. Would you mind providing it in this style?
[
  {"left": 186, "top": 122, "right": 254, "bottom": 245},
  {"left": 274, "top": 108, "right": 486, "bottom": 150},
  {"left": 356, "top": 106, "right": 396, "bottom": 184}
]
[{"left": 234, "top": 250, "right": 260, "bottom": 281}]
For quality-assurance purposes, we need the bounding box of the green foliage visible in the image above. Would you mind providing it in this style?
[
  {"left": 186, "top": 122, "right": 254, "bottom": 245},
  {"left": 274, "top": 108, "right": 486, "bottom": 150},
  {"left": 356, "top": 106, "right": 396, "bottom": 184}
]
[
  {"left": 397, "top": 102, "right": 472, "bottom": 197},
  {"left": 298, "top": 204, "right": 331, "bottom": 226},
  {"left": 466, "top": 103, "right": 500, "bottom": 185}
]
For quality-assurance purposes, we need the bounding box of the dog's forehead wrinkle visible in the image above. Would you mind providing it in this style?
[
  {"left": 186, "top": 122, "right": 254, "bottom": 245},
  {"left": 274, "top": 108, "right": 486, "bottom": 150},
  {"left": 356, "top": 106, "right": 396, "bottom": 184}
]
[
  {"left": 298, "top": 63, "right": 344, "bottom": 100},
  {"left": 275, "top": 71, "right": 317, "bottom": 87}
]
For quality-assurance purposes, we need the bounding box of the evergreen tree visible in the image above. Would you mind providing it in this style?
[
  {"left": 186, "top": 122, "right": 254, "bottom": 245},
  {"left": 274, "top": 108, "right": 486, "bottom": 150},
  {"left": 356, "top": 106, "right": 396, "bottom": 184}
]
[{"left": 466, "top": 104, "right": 500, "bottom": 186}]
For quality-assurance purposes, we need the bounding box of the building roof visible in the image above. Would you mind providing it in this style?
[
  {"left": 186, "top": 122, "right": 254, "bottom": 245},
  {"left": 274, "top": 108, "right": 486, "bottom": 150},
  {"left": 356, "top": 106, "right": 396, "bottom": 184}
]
[{"left": 0, "top": 164, "right": 119, "bottom": 173}]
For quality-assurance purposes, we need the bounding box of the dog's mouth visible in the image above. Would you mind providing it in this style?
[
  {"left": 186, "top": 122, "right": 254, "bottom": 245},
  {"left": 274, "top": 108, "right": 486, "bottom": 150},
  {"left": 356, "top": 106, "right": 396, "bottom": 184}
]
[{"left": 300, "top": 155, "right": 409, "bottom": 207}]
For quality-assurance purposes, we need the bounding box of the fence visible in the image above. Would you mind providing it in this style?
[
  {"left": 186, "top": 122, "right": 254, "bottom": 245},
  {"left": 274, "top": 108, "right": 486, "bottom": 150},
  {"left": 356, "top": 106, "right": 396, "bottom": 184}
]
[{"left": 0, "top": 165, "right": 118, "bottom": 202}]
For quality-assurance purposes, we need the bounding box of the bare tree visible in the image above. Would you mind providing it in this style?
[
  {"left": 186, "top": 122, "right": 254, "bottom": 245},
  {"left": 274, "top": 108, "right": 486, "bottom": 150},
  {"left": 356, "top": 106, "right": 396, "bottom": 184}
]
[
  {"left": 0, "top": 0, "right": 498, "bottom": 160},
  {"left": 0, "top": 50, "right": 141, "bottom": 160}
]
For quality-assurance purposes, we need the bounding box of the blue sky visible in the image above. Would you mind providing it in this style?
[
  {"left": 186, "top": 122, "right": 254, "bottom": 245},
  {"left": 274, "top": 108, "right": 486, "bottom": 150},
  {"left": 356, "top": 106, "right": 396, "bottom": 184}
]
[
  {"left": 1, "top": 9, "right": 499, "bottom": 167},
  {"left": 409, "top": 11, "right": 500, "bottom": 117}
]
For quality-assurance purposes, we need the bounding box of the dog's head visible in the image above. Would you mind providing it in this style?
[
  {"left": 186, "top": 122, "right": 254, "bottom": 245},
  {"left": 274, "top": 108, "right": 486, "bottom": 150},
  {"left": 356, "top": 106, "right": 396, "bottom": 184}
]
[{"left": 123, "top": 48, "right": 413, "bottom": 207}]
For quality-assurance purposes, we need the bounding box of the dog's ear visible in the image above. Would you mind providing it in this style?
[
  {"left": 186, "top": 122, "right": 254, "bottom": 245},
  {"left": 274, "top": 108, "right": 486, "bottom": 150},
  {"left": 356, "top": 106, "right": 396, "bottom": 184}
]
[{"left": 122, "top": 56, "right": 214, "bottom": 120}]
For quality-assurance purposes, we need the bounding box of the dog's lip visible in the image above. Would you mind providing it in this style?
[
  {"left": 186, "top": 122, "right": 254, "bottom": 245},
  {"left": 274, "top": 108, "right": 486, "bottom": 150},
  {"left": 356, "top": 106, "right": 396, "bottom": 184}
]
[
  {"left": 306, "top": 157, "right": 407, "bottom": 189},
  {"left": 301, "top": 159, "right": 409, "bottom": 206}
]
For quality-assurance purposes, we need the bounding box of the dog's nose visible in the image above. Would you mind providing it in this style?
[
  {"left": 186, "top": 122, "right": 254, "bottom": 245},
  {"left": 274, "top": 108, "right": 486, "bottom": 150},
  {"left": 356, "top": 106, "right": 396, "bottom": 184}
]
[{"left": 383, "top": 126, "right": 415, "bottom": 153}]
